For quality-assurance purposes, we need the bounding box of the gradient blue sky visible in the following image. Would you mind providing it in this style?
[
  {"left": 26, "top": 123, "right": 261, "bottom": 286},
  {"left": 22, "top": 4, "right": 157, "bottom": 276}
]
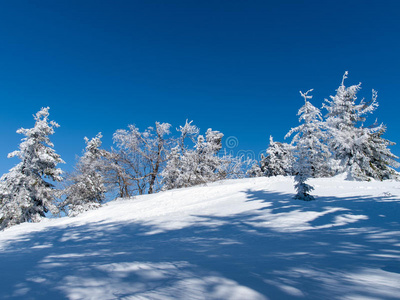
[{"left": 0, "top": 0, "right": 399, "bottom": 174}]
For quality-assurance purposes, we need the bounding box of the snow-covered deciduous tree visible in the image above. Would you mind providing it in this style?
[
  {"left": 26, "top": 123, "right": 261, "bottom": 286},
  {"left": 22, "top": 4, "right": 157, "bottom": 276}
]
[
  {"left": 61, "top": 133, "right": 107, "bottom": 216},
  {"left": 160, "top": 145, "right": 182, "bottom": 190},
  {"left": 192, "top": 128, "right": 225, "bottom": 183},
  {"left": 162, "top": 122, "right": 245, "bottom": 190},
  {"left": 110, "top": 122, "right": 172, "bottom": 196},
  {"left": 100, "top": 148, "right": 132, "bottom": 198},
  {"left": 0, "top": 107, "right": 64, "bottom": 229},
  {"left": 285, "top": 90, "right": 331, "bottom": 178},
  {"left": 161, "top": 120, "right": 199, "bottom": 190},
  {"left": 162, "top": 127, "right": 223, "bottom": 189},
  {"left": 323, "top": 72, "right": 398, "bottom": 180},
  {"left": 218, "top": 151, "right": 251, "bottom": 180},
  {"left": 176, "top": 120, "right": 200, "bottom": 152}
]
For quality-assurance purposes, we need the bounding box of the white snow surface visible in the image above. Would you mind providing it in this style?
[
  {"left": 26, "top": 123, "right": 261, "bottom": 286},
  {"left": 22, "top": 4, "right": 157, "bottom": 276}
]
[{"left": 1, "top": 176, "right": 400, "bottom": 299}]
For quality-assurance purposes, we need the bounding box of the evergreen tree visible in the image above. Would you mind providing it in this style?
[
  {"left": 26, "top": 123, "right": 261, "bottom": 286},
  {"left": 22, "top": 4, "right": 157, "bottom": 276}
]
[
  {"left": 263, "top": 136, "right": 295, "bottom": 177},
  {"left": 323, "top": 72, "right": 398, "bottom": 180},
  {"left": 62, "top": 133, "right": 106, "bottom": 216},
  {"left": 362, "top": 125, "right": 399, "bottom": 180},
  {"left": 285, "top": 90, "right": 331, "bottom": 178},
  {"left": 293, "top": 148, "right": 314, "bottom": 201},
  {"left": 287, "top": 90, "right": 316, "bottom": 200},
  {"left": 246, "top": 161, "right": 264, "bottom": 178},
  {"left": 0, "top": 107, "right": 64, "bottom": 229},
  {"left": 247, "top": 136, "right": 295, "bottom": 178}
]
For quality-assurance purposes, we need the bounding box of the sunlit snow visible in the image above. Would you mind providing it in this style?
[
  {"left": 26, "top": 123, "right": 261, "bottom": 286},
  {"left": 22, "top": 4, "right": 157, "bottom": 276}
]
[{"left": 1, "top": 176, "right": 400, "bottom": 299}]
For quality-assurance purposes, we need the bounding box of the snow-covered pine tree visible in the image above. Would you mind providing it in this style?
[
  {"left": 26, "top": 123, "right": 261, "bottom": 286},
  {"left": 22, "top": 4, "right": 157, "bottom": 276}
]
[
  {"left": 285, "top": 90, "right": 331, "bottom": 178},
  {"left": 362, "top": 124, "right": 399, "bottom": 180},
  {"left": 323, "top": 72, "right": 397, "bottom": 180},
  {"left": 286, "top": 90, "right": 316, "bottom": 200},
  {"left": 62, "top": 133, "right": 107, "bottom": 216},
  {"left": 293, "top": 147, "right": 314, "bottom": 201},
  {"left": 263, "top": 136, "right": 295, "bottom": 177},
  {"left": 0, "top": 107, "right": 64, "bottom": 229},
  {"left": 246, "top": 161, "right": 264, "bottom": 178}
]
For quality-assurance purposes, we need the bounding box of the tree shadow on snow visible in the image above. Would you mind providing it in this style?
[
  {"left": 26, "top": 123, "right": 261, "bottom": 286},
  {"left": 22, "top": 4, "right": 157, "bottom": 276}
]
[{"left": 0, "top": 189, "right": 400, "bottom": 299}]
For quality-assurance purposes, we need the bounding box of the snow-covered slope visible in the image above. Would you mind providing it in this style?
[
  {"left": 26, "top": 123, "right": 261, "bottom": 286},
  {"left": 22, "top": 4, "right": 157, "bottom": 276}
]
[{"left": 1, "top": 176, "right": 400, "bottom": 300}]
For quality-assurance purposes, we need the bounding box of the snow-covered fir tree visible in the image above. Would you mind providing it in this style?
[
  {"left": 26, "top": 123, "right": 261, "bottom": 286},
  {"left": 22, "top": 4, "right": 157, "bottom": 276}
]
[
  {"left": 246, "top": 161, "right": 264, "bottom": 178},
  {"left": 61, "top": 133, "right": 107, "bottom": 216},
  {"left": 0, "top": 107, "right": 64, "bottom": 229},
  {"left": 323, "top": 72, "right": 398, "bottom": 180},
  {"left": 285, "top": 90, "right": 331, "bottom": 178},
  {"left": 360, "top": 124, "right": 399, "bottom": 180},
  {"left": 249, "top": 136, "right": 295, "bottom": 177},
  {"left": 293, "top": 149, "right": 314, "bottom": 201},
  {"left": 287, "top": 90, "right": 316, "bottom": 200}
]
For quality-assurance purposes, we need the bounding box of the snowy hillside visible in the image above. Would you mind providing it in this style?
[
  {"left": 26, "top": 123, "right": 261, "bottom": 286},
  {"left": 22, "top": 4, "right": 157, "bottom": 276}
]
[{"left": 1, "top": 176, "right": 400, "bottom": 300}]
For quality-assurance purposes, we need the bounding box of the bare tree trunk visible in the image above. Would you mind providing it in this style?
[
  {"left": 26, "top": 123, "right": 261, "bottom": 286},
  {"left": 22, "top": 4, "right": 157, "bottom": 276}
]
[{"left": 148, "top": 140, "right": 163, "bottom": 194}]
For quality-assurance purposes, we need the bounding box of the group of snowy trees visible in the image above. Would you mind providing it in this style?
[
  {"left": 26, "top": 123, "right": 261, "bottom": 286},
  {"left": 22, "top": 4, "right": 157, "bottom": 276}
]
[
  {"left": 162, "top": 121, "right": 243, "bottom": 190},
  {"left": 250, "top": 72, "right": 399, "bottom": 199},
  {"left": 0, "top": 112, "right": 245, "bottom": 229},
  {"left": 0, "top": 72, "right": 398, "bottom": 228},
  {"left": 99, "top": 120, "right": 244, "bottom": 198}
]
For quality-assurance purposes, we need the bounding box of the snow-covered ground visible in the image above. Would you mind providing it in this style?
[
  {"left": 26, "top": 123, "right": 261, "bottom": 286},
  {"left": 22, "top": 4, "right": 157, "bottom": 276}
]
[{"left": 1, "top": 176, "right": 400, "bottom": 299}]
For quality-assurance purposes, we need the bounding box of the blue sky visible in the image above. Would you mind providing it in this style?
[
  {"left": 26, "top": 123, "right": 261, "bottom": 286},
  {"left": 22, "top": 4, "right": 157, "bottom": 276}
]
[{"left": 0, "top": 0, "right": 399, "bottom": 174}]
